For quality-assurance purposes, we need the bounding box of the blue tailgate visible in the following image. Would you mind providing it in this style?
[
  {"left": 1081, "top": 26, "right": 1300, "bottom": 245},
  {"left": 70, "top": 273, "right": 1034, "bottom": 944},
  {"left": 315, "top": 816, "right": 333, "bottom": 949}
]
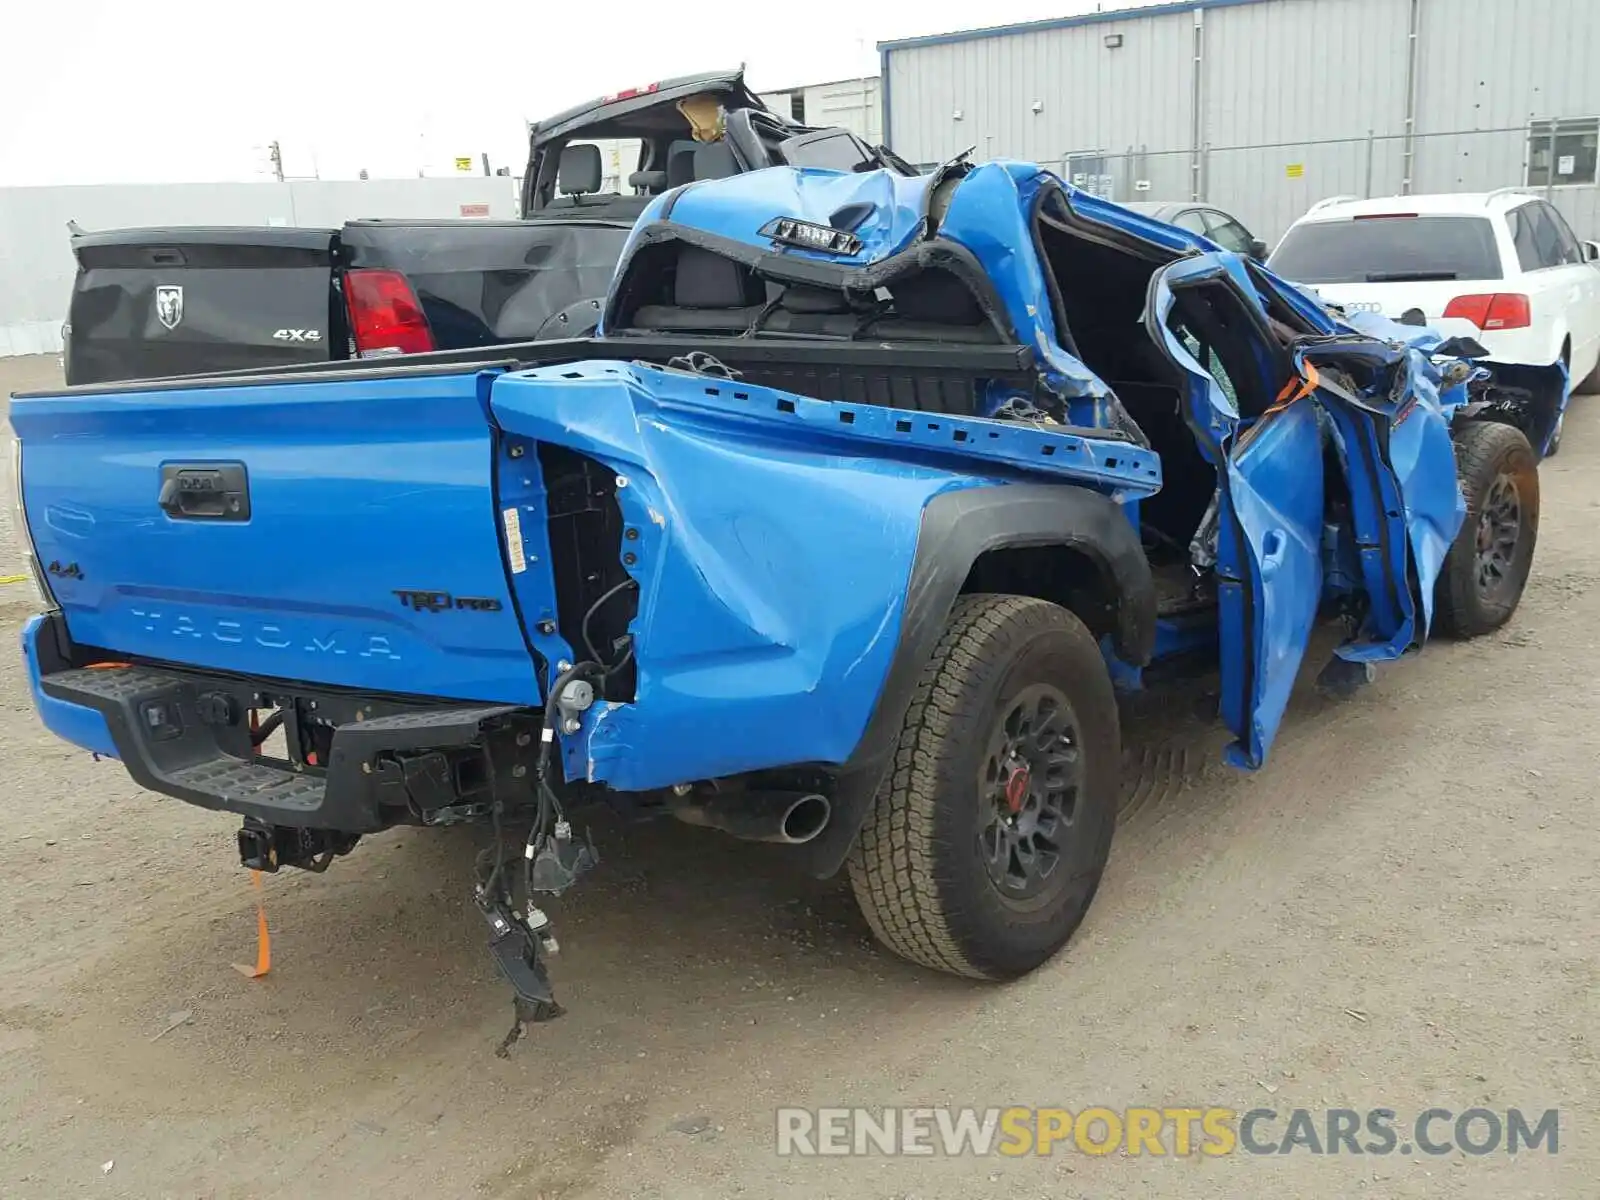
[{"left": 11, "top": 367, "right": 541, "bottom": 704}]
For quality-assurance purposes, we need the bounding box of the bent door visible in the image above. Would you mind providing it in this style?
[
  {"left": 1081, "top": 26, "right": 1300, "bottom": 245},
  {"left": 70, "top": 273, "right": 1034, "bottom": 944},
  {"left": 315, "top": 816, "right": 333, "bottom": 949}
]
[
  {"left": 1146, "top": 252, "right": 1325, "bottom": 769},
  {"left": 1282, "top": 332, "right": 1463, "bottom": 651}
]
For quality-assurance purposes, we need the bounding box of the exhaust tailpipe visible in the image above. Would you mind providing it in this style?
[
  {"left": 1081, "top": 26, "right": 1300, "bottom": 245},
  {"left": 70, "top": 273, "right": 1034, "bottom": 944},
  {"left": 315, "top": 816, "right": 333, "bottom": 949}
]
[{"left": 668, "top": 790, "right": 831, "bottom": 845}]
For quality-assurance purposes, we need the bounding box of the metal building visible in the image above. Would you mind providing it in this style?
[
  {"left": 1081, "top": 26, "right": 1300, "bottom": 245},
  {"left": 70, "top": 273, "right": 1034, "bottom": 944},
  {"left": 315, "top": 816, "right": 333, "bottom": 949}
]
[
  {"left": 759, "top": 76, "right": 883, "bottom": 145},
  {"left": 880, "top": 0, "right": 1600, "bottom": 239}
]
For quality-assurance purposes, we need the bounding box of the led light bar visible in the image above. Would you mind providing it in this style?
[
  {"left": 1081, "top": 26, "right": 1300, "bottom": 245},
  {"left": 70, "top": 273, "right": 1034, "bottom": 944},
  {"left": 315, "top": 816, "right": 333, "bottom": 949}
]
[{"left": 761, "top": 217, "right": 862, "bottom": 256}]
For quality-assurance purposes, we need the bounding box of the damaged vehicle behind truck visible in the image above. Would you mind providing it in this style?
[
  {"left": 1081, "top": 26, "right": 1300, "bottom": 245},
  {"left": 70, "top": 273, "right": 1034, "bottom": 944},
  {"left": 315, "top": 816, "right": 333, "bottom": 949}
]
[
  {"left": 62, "top": 69, "right": 912, "bottom": 386},
  {"left": 11, "top": 157, "right": 1555, "bottom": 1038}
]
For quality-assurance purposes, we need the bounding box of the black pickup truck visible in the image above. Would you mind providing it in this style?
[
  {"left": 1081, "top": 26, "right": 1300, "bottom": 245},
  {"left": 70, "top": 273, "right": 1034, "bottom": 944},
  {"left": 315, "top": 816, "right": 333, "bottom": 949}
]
[{"left": 63, "top": 69, "right": 910, "bottom": 385}]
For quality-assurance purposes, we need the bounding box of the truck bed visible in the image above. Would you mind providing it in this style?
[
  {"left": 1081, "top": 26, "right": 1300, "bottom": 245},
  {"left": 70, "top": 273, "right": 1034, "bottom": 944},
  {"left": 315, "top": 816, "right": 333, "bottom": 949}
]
[
  {"left": 24, "top": 335, "right": 1060, "bottom": 425},
  {"left": 14, "top": 346, "right": 1159, "bottom": 814}
]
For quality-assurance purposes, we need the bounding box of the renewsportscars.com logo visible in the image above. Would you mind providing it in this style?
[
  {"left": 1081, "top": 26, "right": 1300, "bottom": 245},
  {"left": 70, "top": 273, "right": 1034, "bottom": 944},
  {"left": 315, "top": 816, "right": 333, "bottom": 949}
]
[{"left": 775, "top": 1106, "right": 1560, "bottom": 1158}]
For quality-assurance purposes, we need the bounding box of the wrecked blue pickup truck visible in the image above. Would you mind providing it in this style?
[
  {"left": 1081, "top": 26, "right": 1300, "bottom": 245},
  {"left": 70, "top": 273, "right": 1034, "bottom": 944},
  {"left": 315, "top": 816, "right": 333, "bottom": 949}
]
[{"left": 11, "top": 159, "right": 1553, "bottom": 1032}]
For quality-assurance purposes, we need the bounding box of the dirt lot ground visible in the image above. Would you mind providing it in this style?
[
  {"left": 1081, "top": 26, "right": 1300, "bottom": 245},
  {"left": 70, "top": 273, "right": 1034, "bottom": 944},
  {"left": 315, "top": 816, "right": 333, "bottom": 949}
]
[{"left": 1, "top": 353, "right": 1595, "bottom": 1199}]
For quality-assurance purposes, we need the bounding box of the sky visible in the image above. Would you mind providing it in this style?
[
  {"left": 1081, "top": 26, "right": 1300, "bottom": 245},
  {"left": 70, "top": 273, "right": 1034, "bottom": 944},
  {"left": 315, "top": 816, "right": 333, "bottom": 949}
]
[{"left": 0, "top": 0, "right": 1167, "bottom": 187}]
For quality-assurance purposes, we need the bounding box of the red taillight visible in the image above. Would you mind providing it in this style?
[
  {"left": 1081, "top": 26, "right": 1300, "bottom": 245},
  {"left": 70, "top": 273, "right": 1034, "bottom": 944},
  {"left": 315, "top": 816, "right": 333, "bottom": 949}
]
[
  {"left": 342, "top": 269, "right": 435, "bottom": 357},
  {"left": 1442, "top": 293, "right": 1531, "bottom": 331}
]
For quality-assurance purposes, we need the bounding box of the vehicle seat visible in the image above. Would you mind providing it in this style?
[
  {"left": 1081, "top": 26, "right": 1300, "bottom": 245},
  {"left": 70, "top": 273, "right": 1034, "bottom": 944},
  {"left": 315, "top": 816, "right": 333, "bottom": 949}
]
[
  {"left": 629, "top": 170, "right": 668, "bottom": 193},
  {"left": 558, "top": 143, "right": 602, "bottom": 199},
  {"left": 750, "top": 270, "right": 1000, "bottom": 344},
  {"left": 630, "top": 246, "right": 765, "bottom": 332},
  {"left": 693, "top": 140, "right": 739, "bottom": 180},
  {"left": 1107, "top": 341, "right": 1218, "bottom": 555},
  {"left": 666, "top": 142, "right": 698, "bottom": 188}
]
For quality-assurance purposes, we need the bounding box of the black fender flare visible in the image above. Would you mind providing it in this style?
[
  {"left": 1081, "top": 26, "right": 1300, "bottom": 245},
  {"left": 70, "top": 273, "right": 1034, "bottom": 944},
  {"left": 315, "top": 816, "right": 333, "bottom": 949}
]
[{"left": 807, "top": 482, "right": 1155, "bottom": 878}]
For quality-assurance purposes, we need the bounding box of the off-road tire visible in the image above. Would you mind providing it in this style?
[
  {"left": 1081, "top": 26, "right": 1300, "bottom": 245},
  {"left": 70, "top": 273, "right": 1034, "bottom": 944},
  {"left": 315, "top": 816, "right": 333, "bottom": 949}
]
[
  {"left": 1433, "top": 421, "right": 1540, "bottom": 639},
  {"left": 846, "top": 595, "right": 1119, "bottom": 980}
]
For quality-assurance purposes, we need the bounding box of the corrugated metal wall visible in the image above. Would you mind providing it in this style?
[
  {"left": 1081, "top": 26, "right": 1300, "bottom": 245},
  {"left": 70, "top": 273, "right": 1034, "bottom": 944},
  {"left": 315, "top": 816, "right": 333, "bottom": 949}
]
[
  {"left": 1412, "top": 0, "right": 1600, "bottom": 239},
  {"left": 758, "top": 77, "right": 883, "bottom": 144},
  {"left": 803, "top": 78, "right": 883, "bottom": 145},
  {"left": 883, "top": 0, "right": 1600, "bottom": 240},
  {"left": 885, "top": 8, "right": 1196, "bottom": 171},
  {"left": 1201, "top": 0, "right": 1412, "bottom": 236},
  {"left": 0, "top": 178, "right": 516, "bottom": 357}
]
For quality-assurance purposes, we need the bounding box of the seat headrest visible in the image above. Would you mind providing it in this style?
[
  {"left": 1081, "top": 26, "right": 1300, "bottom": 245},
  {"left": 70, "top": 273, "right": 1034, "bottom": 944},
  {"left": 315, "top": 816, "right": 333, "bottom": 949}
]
[{"left": 559, "top": 144, "right": 602, "bottom": 195}]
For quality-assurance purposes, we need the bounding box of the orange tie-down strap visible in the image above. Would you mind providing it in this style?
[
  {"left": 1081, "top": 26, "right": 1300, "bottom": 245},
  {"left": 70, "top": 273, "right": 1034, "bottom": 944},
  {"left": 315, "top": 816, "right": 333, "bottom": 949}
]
[
  {"left": 232, "top": 870, "right": 272, "bottom": 979},
  {"left": 1270, "top": 360, "right": 1322, "bottom": 413}
]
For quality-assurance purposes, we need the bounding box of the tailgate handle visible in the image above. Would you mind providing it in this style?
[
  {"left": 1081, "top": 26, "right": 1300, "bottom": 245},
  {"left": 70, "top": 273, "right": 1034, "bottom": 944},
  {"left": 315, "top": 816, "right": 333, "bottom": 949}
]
[{"left": 158, "top": 464, "right": 251, "bottom": 521}]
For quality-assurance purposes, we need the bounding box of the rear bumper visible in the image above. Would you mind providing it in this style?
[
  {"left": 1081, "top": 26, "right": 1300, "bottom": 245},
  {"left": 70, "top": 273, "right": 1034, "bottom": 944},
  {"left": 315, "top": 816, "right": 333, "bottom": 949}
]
[
  {"left": 22, "top": 614, "right": 119, "bottom": 759},
  {"left": 1474, "top": 326, "right": 1558, "bottom": 368},
  {"left": 23, "top": 615, "right": 534, "bottom": 833}
]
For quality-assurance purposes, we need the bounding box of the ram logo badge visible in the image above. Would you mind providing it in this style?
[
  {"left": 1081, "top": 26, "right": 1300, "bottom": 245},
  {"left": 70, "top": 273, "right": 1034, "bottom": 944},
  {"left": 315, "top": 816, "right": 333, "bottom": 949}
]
[
  {"left": 155, "top": 285, "right": 184, "bottom": 331},
  {"left": 395, "top": 590, "right": 504, "bottom": 614}
]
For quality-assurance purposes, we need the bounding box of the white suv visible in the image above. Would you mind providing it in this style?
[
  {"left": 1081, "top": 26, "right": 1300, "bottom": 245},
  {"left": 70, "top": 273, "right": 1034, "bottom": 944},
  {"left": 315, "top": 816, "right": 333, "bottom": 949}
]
[{"left": 1269, "top": 190, "right": 1600, "bottom": 391}]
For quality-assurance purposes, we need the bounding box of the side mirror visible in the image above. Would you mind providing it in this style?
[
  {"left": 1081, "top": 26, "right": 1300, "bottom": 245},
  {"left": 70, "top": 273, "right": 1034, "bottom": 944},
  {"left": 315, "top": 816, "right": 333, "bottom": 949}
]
[
  {"left": 1584, "top": 240, "right": 1600, "bottom": 263},
  {"left": 1249, "top": 238, "right": 1270, "bottom": 262}
]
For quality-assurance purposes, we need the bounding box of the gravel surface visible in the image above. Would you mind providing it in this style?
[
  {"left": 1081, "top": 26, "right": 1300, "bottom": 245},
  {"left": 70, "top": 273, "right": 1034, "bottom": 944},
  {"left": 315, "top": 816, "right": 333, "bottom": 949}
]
[{"left": 1, "top": 355, "right": 1595, "bottom": 1198}]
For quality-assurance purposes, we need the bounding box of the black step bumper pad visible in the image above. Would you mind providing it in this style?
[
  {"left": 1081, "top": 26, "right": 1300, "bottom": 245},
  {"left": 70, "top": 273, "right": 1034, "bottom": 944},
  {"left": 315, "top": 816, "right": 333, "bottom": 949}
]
[{"left": 39, "top": 658, "right": 517, "bottom": 832}]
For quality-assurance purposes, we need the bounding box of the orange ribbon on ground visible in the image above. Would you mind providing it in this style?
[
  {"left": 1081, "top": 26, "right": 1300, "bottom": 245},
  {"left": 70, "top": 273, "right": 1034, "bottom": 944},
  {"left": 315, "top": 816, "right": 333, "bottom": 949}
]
[{"left": 232, "top": 870, "right": 272, "bottom": 979}]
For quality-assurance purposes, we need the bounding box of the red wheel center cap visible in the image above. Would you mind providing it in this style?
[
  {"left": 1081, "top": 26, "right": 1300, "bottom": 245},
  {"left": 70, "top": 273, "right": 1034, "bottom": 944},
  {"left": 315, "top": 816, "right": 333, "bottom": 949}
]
[{"left": 1004, "top": 764, "right": 1031, "bottom": 812}]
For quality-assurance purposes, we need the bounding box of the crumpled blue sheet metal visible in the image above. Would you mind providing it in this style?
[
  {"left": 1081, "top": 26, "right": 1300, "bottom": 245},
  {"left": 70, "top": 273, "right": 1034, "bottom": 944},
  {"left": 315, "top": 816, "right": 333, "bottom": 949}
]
[
  {"left": 607, "top": 158, "right": 1512, "bottom": 771},
  {"left": 1326, "top": 309, "right": 1568, "bottom": 455},
  {"left": 610, "top": 161, "right": 1214, "bottom": 426},
  {"left": 642, "top": 164, "right": 933, "bottom": 264},
  {"left": 1291, "top": 338, "right": 1464, "bottom": 652},
  {"left": 490, "top": 359, "right": 1160, "bottom": 791},
  {"left": 1145, "top": 252, "right": 1325, "bottom": 767}
]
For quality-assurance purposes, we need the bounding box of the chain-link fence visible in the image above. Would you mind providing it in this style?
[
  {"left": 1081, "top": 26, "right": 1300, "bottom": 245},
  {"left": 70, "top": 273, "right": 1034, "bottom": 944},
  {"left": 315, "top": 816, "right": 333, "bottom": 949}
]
[{"left": 1058, "top": 122, "right": 1600, "bottom": 245}]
